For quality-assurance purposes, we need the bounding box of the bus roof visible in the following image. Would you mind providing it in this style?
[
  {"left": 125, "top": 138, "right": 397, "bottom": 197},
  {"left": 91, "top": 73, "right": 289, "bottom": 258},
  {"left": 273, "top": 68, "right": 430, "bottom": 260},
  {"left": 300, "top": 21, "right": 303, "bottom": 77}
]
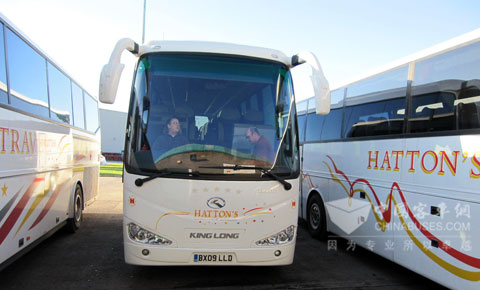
[
  {"left": 140, "top": 40, "right": 292, "bottom": 67},
  {"left": 0, "top": 12, "right": 97, "bottom": 100},
  {"left": 331, "top": 27, "right": 480, "bottom": 91}
]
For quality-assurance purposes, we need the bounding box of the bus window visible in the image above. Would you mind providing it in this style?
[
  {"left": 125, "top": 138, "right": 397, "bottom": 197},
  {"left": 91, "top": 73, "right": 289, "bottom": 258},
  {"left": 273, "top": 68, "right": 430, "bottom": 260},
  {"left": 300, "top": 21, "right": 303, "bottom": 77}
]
[
  {"left": 412, "top": 41, "right": 480, "bottom": 132},
  {"left": 0, "top": 23, "right": 7, "bottom": 104},
  {"left": 85, "top": 93, "right": 99, "bottom": 133},
  {"left": 410, "top": 91, "right": 456, "bottom": 133},
  {"left": 457, "top": 84, "right": 480, "bottom": 130},
  {"left": 6, "top": 28, "right": 49, "bottom": 118},
  {"left": 413, "top": 41, "right": 480, "bottom": 86},
  {"left": 305, "top": 112, "right": 324, "bottom": 142},
  {"left": 296, "top": 99, "right": 308, "bottom": 114},
  {"left": 296, "top": 99, "right": 308, "bottom": 143},
  {"left": 320, "top": 108, "right": 343, "bottom": 140},
  {"left": 262, "top": 88, "right": 275, "bottom": 127},
  {"left": 347, "top": 66, "right": 408, "bottom": 99},
  {"left": 297, "top": 114, "right": 307, "bottom": 143},
  {"left": 72, "top": 82, "right": 85, "bottom": 129},
  {"left": 305, "top": 108, "right": 343, "bottom": 142},
  {"left": 344, "top": 98, "right": 405, "bottom": 138},
  {"left": 48, "top": 62, "right": 73, "bottom": 125},
  {"left": 320, "top": 88, "right": 344, "bottom": 141},
  {"left": 344, "top": 66, "right": 407, "bottom": 138}
]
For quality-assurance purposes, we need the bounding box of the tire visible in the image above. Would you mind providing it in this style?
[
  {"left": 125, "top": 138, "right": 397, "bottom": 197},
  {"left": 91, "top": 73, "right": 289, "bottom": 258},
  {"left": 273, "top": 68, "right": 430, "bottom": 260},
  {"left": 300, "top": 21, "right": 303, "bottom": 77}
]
[
  {"left": 307, "top": 194, "right": 327, "bottom": 239},
  {"left": 66, "top": 184, "right": 83, "bottom": 233}
]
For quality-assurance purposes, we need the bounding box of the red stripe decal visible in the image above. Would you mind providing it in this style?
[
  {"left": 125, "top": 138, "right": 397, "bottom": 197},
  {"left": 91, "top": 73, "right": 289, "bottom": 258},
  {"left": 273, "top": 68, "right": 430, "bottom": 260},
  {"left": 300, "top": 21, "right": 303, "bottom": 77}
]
[
  {"left": 59, "top": 135, "right": 67, "bottom": 145},
  {"left": 0, "top": 179, "right": 42, "bottom": 245},
  {"left": 243, "top": 207, "right": 263, "bottom": 215},
  {"left": 74, "top": 154, "right": 86, "bottom": 162}
]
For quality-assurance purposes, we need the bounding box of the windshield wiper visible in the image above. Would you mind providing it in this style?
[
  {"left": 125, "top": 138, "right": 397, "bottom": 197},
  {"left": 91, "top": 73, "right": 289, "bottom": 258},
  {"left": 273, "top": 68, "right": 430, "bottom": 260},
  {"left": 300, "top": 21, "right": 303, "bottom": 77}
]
[
  {"left": 135, "top": 168, "right": 199, "bottom": 187},
  {"left": 199, "top": 165, "right": 292, "bottom": 190}
]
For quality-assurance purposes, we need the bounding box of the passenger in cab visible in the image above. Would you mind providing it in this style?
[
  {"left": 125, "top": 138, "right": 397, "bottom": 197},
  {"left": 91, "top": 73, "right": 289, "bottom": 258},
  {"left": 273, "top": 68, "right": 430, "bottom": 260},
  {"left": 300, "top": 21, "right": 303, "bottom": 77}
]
[{"left": 245, "top": 127, "right": 274, "bottom": 162}]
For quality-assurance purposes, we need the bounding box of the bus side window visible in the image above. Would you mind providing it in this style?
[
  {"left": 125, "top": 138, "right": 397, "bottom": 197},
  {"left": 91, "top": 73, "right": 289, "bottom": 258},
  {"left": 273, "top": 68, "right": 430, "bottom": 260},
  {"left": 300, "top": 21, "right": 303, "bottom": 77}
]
[
  {"left": 305, "top": 112, "right": 324, "bottom": 142},
  {"left": 0, "top": 23, "right": 7, "bottom": 104},
  {"left": 343, "top": 66, "right": 407, "bottom": 139},
  {"left": 48, "top": 63, "right": 73, "bottom": 125},
  {"left": 297, "top": 114, "right": 307, "bottom": 143},
  {"left": 85, "top": 93, "right": 99, "bottom": 133},
  {"left": 6, "top": 28, "right": 49, "bottom": 118},
  {"left": 412, "top": 40, "right": 480, "bottom": 133},
  {"left": 72, "top": 82, "right": 85, "bottom": 129},
  {"left": 344, "top": 98, "right": 405, "bottom": 138},
  {"left": 410, "top": 92, "right": 456, "bottom": 133},
  {"left": 458, "top": 86, "right": 480, "bottom": 130},
  {"left": 320, "top": 107, "right": 343, "bottom": 140}
]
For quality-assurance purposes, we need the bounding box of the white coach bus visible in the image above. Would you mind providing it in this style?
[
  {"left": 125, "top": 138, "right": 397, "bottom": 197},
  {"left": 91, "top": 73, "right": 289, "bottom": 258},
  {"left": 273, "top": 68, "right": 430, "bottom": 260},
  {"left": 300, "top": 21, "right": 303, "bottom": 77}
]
[
  {"left": 298, "top": 29, "right": 480, "bottom": 289},
  {"left": 99, "top": 38, "right": 330, "bottom": 265},
  {"left": 0, "top": 14, "right": 100, "bottom": 269}
]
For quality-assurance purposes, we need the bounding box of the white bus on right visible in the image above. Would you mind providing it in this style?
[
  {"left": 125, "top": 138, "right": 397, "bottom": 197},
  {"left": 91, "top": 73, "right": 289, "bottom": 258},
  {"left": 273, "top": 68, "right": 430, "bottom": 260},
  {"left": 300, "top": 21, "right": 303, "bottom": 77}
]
[{"left": 298, "top": 28, "right": 480, "bottom": 289}]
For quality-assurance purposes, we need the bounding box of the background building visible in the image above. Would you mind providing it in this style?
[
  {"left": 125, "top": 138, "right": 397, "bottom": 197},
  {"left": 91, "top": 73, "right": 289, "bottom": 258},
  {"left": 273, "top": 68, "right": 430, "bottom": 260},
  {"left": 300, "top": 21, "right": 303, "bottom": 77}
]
[{"left": 99, "top": 108, "right": 127, "bottom": 160}]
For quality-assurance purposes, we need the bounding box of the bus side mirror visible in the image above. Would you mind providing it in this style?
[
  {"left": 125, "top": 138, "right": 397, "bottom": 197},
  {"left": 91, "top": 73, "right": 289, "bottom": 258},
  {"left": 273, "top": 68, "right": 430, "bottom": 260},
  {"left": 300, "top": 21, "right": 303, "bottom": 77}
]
[
  {"left": 99, "top": 63, "right": 125, "bottom": 104},
  {"left": 99, "top": 38, "right": 139, "bottom": 104},
  {"left": 292, "top": 51, "right": 331, "bottom": 115}
]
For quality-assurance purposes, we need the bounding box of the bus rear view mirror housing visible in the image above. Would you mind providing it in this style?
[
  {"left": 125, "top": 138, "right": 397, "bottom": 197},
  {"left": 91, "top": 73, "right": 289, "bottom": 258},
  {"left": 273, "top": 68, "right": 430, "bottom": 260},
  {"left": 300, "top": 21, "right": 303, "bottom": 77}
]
[
  {"left": 292, "top": 51, "right": 330, "bottom": 115},
  {"left": 99, "top": 62, "right": 124, "bottom": 104},
  {"left": 99, "top": 38, "right": 139, "bottom": 104}
]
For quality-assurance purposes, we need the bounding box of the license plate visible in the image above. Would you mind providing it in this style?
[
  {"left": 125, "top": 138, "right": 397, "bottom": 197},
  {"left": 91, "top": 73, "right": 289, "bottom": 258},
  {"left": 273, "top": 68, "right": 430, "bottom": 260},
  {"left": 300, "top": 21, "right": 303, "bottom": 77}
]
[{"left": 193, "top": 253, "right": 234, "bottom": 263}]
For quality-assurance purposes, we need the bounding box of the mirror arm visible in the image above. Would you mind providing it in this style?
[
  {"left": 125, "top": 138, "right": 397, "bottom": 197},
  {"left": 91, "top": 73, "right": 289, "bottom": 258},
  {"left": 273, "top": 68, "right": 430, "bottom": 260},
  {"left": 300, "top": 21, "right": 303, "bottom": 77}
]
[
  {"left": 108, "top": 38, "right": 139, "bottom": 64},
  {"left": 99, "top": 38, "right": 140, "bottom": 104}
]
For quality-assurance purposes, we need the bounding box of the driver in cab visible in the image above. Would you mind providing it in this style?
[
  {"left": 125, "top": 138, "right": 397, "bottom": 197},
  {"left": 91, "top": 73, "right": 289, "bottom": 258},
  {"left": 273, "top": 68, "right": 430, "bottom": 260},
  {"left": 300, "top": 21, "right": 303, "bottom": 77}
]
[{"left": 152, "top": 117, "right": 188, "bottom": 157}]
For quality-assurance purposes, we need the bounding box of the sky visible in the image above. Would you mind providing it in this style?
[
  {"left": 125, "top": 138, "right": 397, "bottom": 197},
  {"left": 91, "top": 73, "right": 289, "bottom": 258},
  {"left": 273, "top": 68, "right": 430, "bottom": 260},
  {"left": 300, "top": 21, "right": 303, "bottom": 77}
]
[{"left": 1, "top": 0, "right": 479, "bottom": 112}]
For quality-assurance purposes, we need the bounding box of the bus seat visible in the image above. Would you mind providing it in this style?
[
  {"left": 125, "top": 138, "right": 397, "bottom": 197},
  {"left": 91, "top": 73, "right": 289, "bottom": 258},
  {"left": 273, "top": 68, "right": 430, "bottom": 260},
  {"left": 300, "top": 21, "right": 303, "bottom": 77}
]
[
  {"left": 368, "top": 116, "right": 389, "bottom": 136},
  {"left": 218, "top": 107, "right": 241, "bottom": 147},
  {"left": 244, "top": 110, "right": 263, "bottom": 123},
  {"left": 410, "top": 108, "right": 432, "bottom": 133},
  {"left": 150, "top": 106, "right": 171, "bottom": 125},
  {"left": 459, "top": 102, "right": 479, "bottom": 129},
  {"left": 389, "top": 118, "right": 404, "bottom": 134},
  {"left": 347, "top": 120, "right": 366, "bottom": 137},
  {"left": 175, "top": 106, "right": 194, "bottom": 117},
  {"left": 188, "top": 122, "right": 199, "bottom": 141},
  {"left": 218, "top": 107, "right": 241, "bottom": 121},
  {"left": 204, "top": 119, "right": 219, "bottom": 145}
]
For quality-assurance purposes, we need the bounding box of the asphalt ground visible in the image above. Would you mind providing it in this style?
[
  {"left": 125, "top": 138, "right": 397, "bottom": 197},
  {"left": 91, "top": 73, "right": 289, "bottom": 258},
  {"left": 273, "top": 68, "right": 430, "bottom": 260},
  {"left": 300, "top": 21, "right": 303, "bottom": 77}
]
[{"left": 0, "top": 177, "right": 445, "bottom": 290}]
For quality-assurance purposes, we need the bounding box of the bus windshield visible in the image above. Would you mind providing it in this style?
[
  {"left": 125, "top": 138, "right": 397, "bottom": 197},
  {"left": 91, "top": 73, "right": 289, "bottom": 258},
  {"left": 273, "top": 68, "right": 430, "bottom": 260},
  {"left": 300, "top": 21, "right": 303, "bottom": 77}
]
[{"left": 125, "top": 53, "right": 299, "bottom": 178}]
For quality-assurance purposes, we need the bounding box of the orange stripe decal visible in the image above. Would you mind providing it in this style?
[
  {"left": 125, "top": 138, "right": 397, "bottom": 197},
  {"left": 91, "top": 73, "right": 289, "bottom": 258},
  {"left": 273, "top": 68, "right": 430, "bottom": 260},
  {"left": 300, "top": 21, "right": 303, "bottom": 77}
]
[{"left": 29, "top": 180, "right": 66, "bottom": 230}]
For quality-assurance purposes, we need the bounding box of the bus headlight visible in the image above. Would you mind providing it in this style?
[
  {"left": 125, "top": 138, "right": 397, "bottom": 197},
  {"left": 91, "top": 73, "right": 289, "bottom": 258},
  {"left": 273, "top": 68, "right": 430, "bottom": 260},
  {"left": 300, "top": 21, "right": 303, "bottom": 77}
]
[
  {"left": 256, "top": 225, "right": 295, "bottom": 246},
  {"left": 127, "top": 223, "right": 172, "bottom": 245}
]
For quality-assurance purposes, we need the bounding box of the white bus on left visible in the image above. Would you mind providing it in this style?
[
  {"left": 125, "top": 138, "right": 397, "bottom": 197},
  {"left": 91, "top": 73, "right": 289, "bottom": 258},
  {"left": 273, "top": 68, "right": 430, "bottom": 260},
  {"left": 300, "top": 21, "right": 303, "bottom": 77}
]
[{"left": 0, "top": 14, "right": 100, "bottom": 269}]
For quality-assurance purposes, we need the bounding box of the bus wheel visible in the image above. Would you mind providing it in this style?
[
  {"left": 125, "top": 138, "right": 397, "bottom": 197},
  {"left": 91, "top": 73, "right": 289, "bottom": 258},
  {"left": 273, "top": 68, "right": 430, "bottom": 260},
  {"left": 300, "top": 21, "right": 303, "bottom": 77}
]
[
  {"left": 66, "top": 185, "right": 83, "bottom": 233},
  {"left": 307, "top": 194, "right": 326, "bottom": 239}
]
